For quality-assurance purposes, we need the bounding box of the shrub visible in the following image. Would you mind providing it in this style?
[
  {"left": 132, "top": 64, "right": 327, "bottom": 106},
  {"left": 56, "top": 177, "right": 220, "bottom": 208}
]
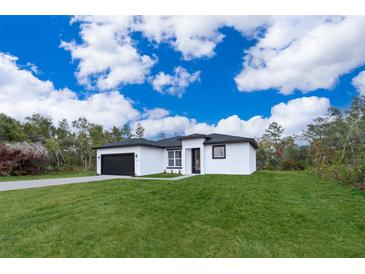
[
  {"left": 314, "top": 163, "right": 365, "bottom": 190},
  {"left": 0, "top": 142, "right": 48, "bottom": 176},
  {"left": 281, "top": 159, "right": 305, "bottom": 170}
]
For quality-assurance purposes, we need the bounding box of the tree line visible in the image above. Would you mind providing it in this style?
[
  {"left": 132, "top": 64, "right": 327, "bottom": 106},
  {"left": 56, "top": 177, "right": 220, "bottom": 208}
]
[
  {"left": 0, "top": 114, "right": 145, "bottom": 175},
  {"left": 0, "top": 96, "right": 364, "bottom": 190},
  {"left": 257, "top": 96, "right": 364, "bottom": 190}
]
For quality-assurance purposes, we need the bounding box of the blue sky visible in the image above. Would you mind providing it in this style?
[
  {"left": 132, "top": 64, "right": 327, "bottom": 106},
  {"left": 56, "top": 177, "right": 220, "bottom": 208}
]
[{"left": 1, "top": 16, "right": 364, "bottom": 138}]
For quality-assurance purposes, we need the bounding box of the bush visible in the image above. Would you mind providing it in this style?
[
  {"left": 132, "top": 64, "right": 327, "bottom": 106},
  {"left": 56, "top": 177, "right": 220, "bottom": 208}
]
[
  {"left": 314, "top": 164, "right": 365, "bottom": 190},
  {"left": 281, "top": 159, "right": 305, "bottom": 170},
  {"left": 0, "top": 142, "right": 48, "bottom": 176}
]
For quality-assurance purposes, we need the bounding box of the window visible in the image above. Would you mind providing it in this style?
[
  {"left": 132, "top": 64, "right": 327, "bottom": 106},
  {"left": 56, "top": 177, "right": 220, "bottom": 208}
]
[
  {"left": 168, "top": 150, "right": 182, "bottom": 167},
  {"left": 212, "top": 145, "right": 226, "bottom": 159}
]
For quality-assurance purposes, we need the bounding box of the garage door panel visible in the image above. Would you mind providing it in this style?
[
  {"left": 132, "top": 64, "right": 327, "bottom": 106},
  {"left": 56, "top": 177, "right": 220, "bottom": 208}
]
[{"left": 101, "top": 153, "right": 135, "bottom": 175}]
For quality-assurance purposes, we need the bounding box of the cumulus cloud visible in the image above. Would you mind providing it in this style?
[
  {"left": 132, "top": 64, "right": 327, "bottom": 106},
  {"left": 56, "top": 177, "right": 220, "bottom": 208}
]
[
  {"left": 135, "top": 16, "right": 225, "bottom": 60},
  {"left": 64, "top": 15, "right": 267, "bottom": 87},
  {"left": 142, "top": 108, "right": 170, "bottom": 119},
  {"left": 62, "top": 16, "right": 365, "bottom": 96},
  {"left": 235, "top": 16, "right": 365, "bottom": 94},
  {"left": 150, "top": 66, "right": 201, "bottom": 97},
  {"left": 1, "top": 51, "right": 329, "bottom": 141},
  {"left": 133, "top": 115, "right": 196, "bottom": 138},
  {"left": 352, "top": 70, "right": 365, "bottom": 96},
  {"left": 0, "top": 52, "right": 139, "bottom": 128},
  {"left": 189, "top": 96, "right": 330, "bottom": 137},
  {"left": 135, "top": 16, "right": 268, "bottom": 60},
  {"left": 61, "top": 16, "right": 156, "bottom": 90},
  {"left": 135, "top": 96, "right": 330, "bottom": 138}
]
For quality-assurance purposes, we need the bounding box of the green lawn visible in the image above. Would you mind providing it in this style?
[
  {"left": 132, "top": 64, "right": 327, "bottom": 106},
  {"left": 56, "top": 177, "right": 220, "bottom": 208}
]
[
  {"left": 0, "top": 171, "right": 364, "bottom": 257},
  {"left": 141, "top": 172, "right": 182, "bottom": 178},
  {"left": 0, "top": 169, "right": 96, "bottom": 182}
]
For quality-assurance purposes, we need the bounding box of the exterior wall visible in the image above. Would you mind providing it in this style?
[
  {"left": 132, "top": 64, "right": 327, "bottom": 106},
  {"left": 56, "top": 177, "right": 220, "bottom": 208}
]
[
  {"left": 204, "top": 143, "right": 256, "bottom": 175},
  {"left": 96, "top": 140, "right": 257, "bottom": 176},
  {"left": 139, "top": 146, "right": 165, "bottom": 176},
  {"left": 97, "top": 146, "right": 165, "bottom": 176},
  {"left": 184, "top": 149, "right": 192, "bottom": 174},
  {"left": 248, "top": 143, "right": 257, "bottom": 174},
  {"left": 96, "top": 146, "right": 141, "bottom": 175},
  {"left": 181, "top": 138, "right": 205, "bottom": 175}
]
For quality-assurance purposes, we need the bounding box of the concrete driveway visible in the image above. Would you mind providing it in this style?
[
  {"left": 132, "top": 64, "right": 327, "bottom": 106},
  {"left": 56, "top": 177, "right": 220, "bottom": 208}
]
[
  {"left": 0, "top": 174, "right": 196, "bottom": 192},
  {"left": 0, "top": 175, "right": 125, "bottom": 192}
]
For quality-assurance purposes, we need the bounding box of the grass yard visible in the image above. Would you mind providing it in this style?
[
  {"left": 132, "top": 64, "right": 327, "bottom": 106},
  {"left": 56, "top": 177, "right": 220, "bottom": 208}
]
[
  {"left": 0, "top": 169, "right": 96, "bottom": 182},
  {"left": 0, "top": 171, "right": 364, "bottom": 257},
  {"left": 141, "top": 172, "right": 182, "bottom": 178}
]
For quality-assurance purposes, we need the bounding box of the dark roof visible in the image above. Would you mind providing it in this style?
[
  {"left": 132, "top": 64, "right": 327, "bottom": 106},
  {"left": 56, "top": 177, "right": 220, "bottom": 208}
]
[
  {"left": 94, "top": 133, "right": 258, "bottom": 149},
  {"left": 204, "top": 133, "right": 258, "bottom": 149},
  {"left": 93, "top": 138, "right": 161, "bottom": 149},
  {"left": 154, "top": 136, "right": 183, "bottom": 148},
  {"left": 177, "top": 133, "right": 209, "bottom": 140}
]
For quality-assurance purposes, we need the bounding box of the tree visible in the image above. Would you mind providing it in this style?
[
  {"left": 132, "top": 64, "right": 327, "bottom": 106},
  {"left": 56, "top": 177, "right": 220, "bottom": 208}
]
[
  {"left": 303, "top": 96, "right": 365, "bottom": 188},
  {"left": 135, "top": 123, "right": 145, "bottom": 138},
  {"left": 263, "top": 122, "right": 284, "bottom": 148},
  {"left": 110, "top": 126, "right": 123, "bottom": 142},
  {"left": 45, "top": 138, "right": 61, "bottom": 170},
  {"left": 0, "top": 113, "right": 26, "bottom": 142},
  {"left": 121, "top": 123, "right": 133, "bottom": 139},
  {"left": 24, "top": 114, "right": 55, "bottom": 143},
  {"left": 72, "top": 118, "right": 92, "bottom": 168},
  {"left": 258, "top": 122, "right": 285, "bottom": 169},
  {"left": 55, "top": 119, "right": 76, "bottom": 167}
]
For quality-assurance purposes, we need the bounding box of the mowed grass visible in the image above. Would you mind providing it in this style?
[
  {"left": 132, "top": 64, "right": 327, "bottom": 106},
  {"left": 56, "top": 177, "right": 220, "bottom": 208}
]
[
  {"left": 141, "top": 172, "right": 182, "bottom": 178},
  {"left": 0, "top": 171, "right": 364, "bottom": 257},
  {"left": 0, "top": 169, "right": 96, "bottom": 182}
]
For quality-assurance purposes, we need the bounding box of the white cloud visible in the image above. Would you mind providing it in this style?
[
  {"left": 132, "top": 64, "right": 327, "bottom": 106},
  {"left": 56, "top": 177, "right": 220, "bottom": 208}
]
[
  {"left": 135, "top": 16, "right": 267, "bottom": 60},
  {"left": 133, "top": 115, "right": 196, "bottom": 138},
  {"left": 0, "top": 52, "right": 139, "bottom": 128},
  {"left": 61, "top": 16, "right": 156, "bottom": 90},
  {"left": 235, "top": 16, "right": 365, "bottom": 94},
  {"left": 150, "top": 66, "right": 201, "bottom": 97},
  {"left": 142, "top": 108, "right": 170, "bottom": 119},
  {"left": 1, "top": 49, "right": 330, "bottom": 142},
  {"left": 135, "top": 96, "right": 330, "bottom": 138},
  {"left": 135, "top": 16, "right": 224, "bottom": 60},
  {"left": 352, "top": 70, "right": 365, "bottom": 96},
  {"left": 62, "top": 16, "right": 365, "bottom": 96}
]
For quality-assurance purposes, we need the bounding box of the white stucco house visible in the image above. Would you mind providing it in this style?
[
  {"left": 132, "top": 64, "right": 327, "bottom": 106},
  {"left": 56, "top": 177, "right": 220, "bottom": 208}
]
[{"left": 94, "top": 133, "right": 257, "bottom": 176}]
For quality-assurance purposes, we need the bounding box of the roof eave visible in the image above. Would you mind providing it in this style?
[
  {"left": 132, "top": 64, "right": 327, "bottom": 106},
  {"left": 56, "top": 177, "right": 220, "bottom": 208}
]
[
  {"left": 204, "top": 140, "right": 258, "bottom": 149},
  {"left": 93, "top": 143, "right": 163, "bottom": 149}
]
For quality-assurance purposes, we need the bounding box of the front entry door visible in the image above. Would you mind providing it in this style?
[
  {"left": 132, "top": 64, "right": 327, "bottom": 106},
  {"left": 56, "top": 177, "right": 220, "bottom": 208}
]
[{"left": 192, "top": 148, "right": 201, "bottom": 174}]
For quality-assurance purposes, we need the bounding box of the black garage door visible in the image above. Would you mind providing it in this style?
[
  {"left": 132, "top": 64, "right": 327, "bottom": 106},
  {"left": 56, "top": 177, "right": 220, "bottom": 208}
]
[{"left": 101, "top": 153, "right": 135, "bottom": 175}]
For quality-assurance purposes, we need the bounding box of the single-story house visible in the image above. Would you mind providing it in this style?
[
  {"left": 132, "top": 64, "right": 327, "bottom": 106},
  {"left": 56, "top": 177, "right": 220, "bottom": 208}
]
[{"left": 94, "top": 133, "right": 257, "bottom": 176}]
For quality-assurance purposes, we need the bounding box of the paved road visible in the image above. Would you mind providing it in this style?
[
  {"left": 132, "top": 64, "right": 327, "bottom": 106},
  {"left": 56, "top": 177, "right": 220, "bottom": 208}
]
[{"left": 0, "top": 174, "right": 196, "bottom": 192}]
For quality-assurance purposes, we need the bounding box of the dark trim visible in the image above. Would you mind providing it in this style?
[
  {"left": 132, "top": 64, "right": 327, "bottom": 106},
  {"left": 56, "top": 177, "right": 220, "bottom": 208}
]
[
  {"left": 94, "top": 133, "right": 258, "bottom": 150},
  {"left": 166, "top": 147, "right": 182, "bottom": 151},
  {"left": 212, "top": 144, "right": 226, "bottom": 159},
  {"left": 205, "top": 140, "right": 258, "bottom": 149},
  {"left": 93, "top": 143, "right": 161, "bottom": 149},
  {"left": 167, "top": 149, "right": 182, "bottom": 169},
  {"left": 191, "top": 148, "right": 201, "bottom": 174},
  {"left": 177, "top": 134, "right": 210, "bottom": 141},
  {"left": 94, "top": 140, "right": 257, "bottom": 150}
]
